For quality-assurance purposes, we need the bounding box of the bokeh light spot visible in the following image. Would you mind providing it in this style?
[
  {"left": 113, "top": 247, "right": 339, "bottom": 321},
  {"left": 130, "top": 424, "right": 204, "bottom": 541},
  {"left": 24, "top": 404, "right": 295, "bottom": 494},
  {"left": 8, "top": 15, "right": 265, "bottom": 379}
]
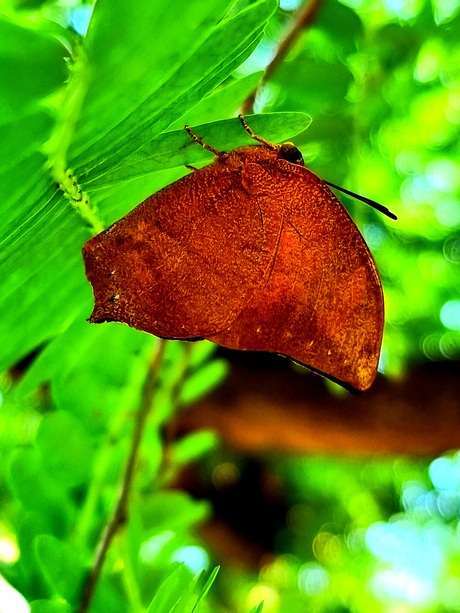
[
  {"left": 170, "top": 545, "right": 209, "bottom": 573},
  {"left": 298, "top": 563, "right": 330, "bottom": 596},
  {"left": 70, "top": 5, "right": 93, "bottom": 36},
  {"left": 434, "top": 197, "right": 460, "bottom": 228},
  {"left": 279, "top": 0, "right": 303, "bottom": 10},
  {"left": 442, "top": 577, "right": 460, "bottom": 610},
  {"left": 0, "top": 536, "right": 19, "bottom": 564},
  {"left": 247, "top": 585, "right": 279, "bottom": 613},
  {"left": 439, "top": 332, "right": 460, "bottom": 359},
  {"left": 428, "top": 458, "right": 460, "bottom": 490},
  {"left": 431, "top": 0, "right": 460, "bottom": 24},
  {"left": 212, "top": 462, "right": 240, "bottom": 490},
  {"left": 426, "top": 158, "right": 460, "bottom": 192},
  {"left": 383, "top": 0, "right": 423, "bottom": 20},
  {"left": 421, "top": 333, "right": 444, "bottom": 360},
  {"left": 443, "top": 236, "right": 460, "bottom": 262},
  {"left": 440, "top": 300, "right": 460, "bottom": 330},
  {"left": 362, "top": 223, "right": 386, "bottom": 250},
  {"left": 140, "top": 530, "right": 175, "bottom": 563},
  {"left": 370, "top": 568, "right": 434, "bottom": 604},
  {"left": 414, "top": 39, "right": 443, "bottom": 83},
  {"left": 312, "top": 532, "right": 342, "bottom": 564}
]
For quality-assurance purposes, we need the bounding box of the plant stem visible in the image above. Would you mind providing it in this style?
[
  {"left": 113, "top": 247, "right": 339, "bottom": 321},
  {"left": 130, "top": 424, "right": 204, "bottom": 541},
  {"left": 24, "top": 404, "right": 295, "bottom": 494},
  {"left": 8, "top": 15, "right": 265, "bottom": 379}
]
[
  {"left": 45, "top": 45, "right": 105, "bottom": 235},
  {"left": 241, "top": 0, "right": 324, "bottom": 114},
  {"left": 73, "top": 340, "right": 156, "bottom": 546},
  {"left": 78, "top": 339, "right": 167, "bottom": 613}
]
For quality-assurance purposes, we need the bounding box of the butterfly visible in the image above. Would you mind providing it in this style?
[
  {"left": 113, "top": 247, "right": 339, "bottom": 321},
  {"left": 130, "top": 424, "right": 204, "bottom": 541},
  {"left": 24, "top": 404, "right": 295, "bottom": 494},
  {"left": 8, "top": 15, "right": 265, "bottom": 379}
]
[{"left": 83, "top": 115, "right": 396, "bottom": 392}]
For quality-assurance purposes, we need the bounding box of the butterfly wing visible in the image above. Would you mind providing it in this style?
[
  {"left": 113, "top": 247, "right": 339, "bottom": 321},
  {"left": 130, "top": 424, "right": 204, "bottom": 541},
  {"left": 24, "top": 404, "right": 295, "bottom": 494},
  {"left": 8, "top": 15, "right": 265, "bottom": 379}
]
[
  {"left": 83, "top": 157, "right": 282, "bottom": 339},
  {"left": 207, "top": 160, "right": 384, "bottom": 392},
  {"left": 84, "top": 147, "right": 383, "bottom": 392}
]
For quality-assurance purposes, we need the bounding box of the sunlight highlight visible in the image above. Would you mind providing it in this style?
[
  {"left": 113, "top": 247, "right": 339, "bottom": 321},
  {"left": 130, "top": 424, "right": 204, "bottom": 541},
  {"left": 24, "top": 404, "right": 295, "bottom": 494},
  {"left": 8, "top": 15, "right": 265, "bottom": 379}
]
[
  {"left": 298, "top": 563, "right": 330, "bottom": 596},
  {"left": 139, "top": 530, "right": 175, "bottom": 563},
  {"left": 440, "top": 300, "right": 460, "bottom": 331},
  {"left": 170, "top": 546, "right": 209, "bottom": 574},
  {"left": 0, "top": 537, "right": 19, "bottom": 565},
  {"left": 247, "top": 585, "right": 279, "bottom": 613},
  {"left": 0, "top": 576, "right": 29, "bottom": 613},
  {"left": 383, "top": 0, "right": 423, "bottom": 19},
  {"left": 431, "top": 0, "right": 460, "bottom": 24}
]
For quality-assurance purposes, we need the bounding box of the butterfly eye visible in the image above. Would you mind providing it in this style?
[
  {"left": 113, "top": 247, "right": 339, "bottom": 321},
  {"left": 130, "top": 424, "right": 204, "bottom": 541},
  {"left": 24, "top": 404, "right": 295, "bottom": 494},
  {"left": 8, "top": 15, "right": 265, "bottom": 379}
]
[{"left": 279, "top": 143, "right": 304, "bottom": 166}]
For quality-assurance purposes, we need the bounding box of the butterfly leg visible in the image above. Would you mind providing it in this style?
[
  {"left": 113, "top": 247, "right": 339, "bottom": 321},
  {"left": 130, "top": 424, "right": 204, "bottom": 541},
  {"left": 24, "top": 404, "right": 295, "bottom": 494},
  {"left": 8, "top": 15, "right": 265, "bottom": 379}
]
[
  {"left": 238, "top": 114, "right": 278, "bottom": 150},
  {"left": 184, "top": 125, "right": 226, "bottom": 157}
]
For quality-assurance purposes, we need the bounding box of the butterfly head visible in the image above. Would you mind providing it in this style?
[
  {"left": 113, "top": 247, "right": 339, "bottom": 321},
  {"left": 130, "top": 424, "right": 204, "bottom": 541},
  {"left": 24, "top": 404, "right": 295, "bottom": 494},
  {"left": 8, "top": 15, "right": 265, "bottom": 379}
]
[{"left": 278, "top": 143, "right": 304, "bottom": 166}]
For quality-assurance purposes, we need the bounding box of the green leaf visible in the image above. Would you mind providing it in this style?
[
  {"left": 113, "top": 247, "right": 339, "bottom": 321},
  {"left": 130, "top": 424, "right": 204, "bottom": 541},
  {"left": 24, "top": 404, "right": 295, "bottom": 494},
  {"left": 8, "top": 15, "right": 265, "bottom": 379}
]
[
  {"left": 86, "top": 112, "right": 312, "bottom": 188},
  {"left": 170, "top": 431, "right": 220, "bottom": 467},
  {"left": 70, "top": 0, "right": 236, "bottom": 160},
  {"left": 0, "top": 16, "right": 68, "bottom": 121},
  {"left": 315, "top": 0, "right": 363, "bottom": 57},
  {"left": 190, "top": 566, "right": 220, "bottom": 613},
  {"left": 6, "top": 448, "right": 74, "bottom": 536},
  {"left": 274, "top": 54, "right": 352, "bottom": 116},
  {"left": 0, "top": 190, "right": 90, "bottom": 372},
  {"left": 170, "top": 72, "right": 265, "bottom": 128},
  {"left": 0, "top": 110, "right": 54, "bottom": 172},
  {"left": 188, "top": 341, "right": 219, "bottom": 370},
  {"left": 180, "top": 359, "right": 229, "bottom": 406},
  {"left": 17, "top": 319, "right": 156, "bottom": 431},
  {"left": 34, "top": 534, "right": 86, "bottom": 605},
  {"left": 71, "top": 0, "right": 278, "bottom": 173},
  {"left": 145, "top": 564, "right": 192, "bottom": 613},
  {"left": 89, "top": 580, "right": 127, "bottom": 613},
  {"left": 35, "top": 411, "right": 94, "bottom": 488},
  {"left": 30, "top": 600, "right": 72, "bottom": 613},
  {"left": 138, "top": 492, "right": 210, "bottom": 535},
  {"left": 149, "top": 567, "right": 220, "bottom": 613},
  {"left": 7, "top": 509, "right": 50, "bottom": 591},
  {"left": 0, "top": 7, "right": 77, "bottom": 371}
]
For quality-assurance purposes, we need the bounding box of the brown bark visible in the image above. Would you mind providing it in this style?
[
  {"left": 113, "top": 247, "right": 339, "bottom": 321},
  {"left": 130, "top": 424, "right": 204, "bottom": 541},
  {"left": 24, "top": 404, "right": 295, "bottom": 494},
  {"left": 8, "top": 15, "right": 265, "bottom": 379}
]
[{"left": 179, "top": 356, "right": 460, "bottom": 456}]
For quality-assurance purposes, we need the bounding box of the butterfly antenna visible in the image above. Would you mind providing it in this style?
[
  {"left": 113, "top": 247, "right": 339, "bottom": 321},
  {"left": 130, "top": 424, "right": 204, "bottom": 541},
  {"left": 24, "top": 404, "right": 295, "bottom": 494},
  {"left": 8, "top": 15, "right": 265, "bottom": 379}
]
[{"left": 324, "top": 180, "right": 397, "bottom": 220}]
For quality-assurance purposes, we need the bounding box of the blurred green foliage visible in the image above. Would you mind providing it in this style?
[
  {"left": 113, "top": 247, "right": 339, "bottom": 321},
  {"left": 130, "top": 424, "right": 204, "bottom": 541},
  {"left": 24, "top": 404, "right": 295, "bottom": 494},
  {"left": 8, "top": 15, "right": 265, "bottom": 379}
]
[{"left": 1, "top": 0, "right": 459, "bottom": 611}]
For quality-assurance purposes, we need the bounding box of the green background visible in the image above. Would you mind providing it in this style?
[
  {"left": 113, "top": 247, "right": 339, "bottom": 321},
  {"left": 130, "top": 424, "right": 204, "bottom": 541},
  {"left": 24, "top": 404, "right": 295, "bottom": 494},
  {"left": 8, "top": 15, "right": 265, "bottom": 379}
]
[{"left": 1, "top": 0, "right": 459, "bottom": 611}]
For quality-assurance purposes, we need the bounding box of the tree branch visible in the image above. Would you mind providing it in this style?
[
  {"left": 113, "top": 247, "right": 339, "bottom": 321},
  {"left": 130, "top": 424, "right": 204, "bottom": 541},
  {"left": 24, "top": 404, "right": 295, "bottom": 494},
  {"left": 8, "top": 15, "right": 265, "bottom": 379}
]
[
  {"left": 78, "top": 338, "right": 167, "bottom": 613},
  {"left": 241, "top": 0, "right": 324, "bottom": 114}
]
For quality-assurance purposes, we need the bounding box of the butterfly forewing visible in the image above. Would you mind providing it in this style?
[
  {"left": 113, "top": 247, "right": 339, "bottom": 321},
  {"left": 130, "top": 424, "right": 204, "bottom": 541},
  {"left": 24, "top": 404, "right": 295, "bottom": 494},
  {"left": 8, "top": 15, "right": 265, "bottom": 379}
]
[{"left": 83, "top": 150, "right": 281, "bottom": 338}]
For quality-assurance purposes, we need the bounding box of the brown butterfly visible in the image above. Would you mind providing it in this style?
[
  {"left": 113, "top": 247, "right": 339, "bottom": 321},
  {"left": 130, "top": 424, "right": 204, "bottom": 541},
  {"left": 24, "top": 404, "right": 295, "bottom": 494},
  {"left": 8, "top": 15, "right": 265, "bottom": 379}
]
[{"left": 83, "top": 115, "right": 396, "bottom": 392}]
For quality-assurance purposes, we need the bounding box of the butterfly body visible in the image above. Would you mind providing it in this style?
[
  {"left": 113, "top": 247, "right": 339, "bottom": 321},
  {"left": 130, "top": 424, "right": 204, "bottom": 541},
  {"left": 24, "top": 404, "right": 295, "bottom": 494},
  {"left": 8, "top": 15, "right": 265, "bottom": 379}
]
[{"left": 83, "top": 141, "right": 384, "bottom": 392}]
